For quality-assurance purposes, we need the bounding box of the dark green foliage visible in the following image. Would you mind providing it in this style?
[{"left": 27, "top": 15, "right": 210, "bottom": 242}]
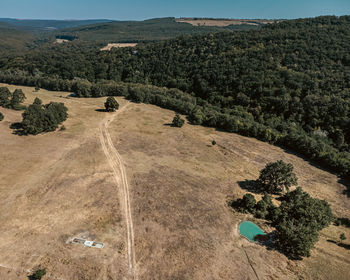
[
  {"left": 57, "top": 17, "right": 258, "bottom": 42},
  {"left": 340, "top": 233, "right": 346, "bottom": 242},
  {"left": 28, "top": 268, "right": 46, "bottom": 280},
  {"left": 254, "top": 193, "right": 276, "bottom": 219},
  {"left": 172, "top": 114, "right": 185, "bottom": 127},
  {"left": 231, "top": 193, "right": 257, "bottom": 214},
  {"left": 10, "top": 88, "right": 26, "bottom": 110},
  {"left": 20, "top": 98, "right": 68, "bottom": 135},
  {"left": 274, "top": 219, "right": 319, "bottom": 259},
  {"left": 258, "top": 160, "right": 298, "bottom": 194},
  {"left": 231, "top": 187, "right": 333, "bottom": 259},
  {"left": 334, "top": 217, "right": 350, "bottom": 228},
  {"left": 0, "top": 112, "right": 3, "bottom": 121},
  {"left": 0, "top": 87, "right": 26, "bottom": 110},
  {"left": 212, "top": 140, "right": 216, "bottom": 146},
  {"left": 273, "top": 187, "right": 333, "bottom": 259},
  {"left": 104, "top": 96, "right": 119, "bottom": 112},
  {"left": 0, "top": 87, "right": 11, "bottom": 107}
]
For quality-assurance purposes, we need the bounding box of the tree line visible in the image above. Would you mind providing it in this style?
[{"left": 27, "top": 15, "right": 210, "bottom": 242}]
[{"left": 1, "top": 71, "right": 350, "bottom": 179}]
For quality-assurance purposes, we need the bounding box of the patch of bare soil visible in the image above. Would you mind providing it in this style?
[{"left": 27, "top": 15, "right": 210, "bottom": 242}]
[
  {"left": 101, "top": 43, "right": 138, "bottom": 51},
  {"left": 55, "top": 39, "right": 69, "bottom": 44},
  {"left": 176, "top": 18, "right": 276, "bottom": 27}
]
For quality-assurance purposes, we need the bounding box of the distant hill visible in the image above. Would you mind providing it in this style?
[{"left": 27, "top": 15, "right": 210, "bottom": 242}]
[
  {"left": 0, "top": 22, "right": 35, "bottom": 51},
  {"left": 56, "top": 17, "right": 260, "bottom": 42},
  {"left": 0, "top": 18, "right": 112, "bottom": 31}
]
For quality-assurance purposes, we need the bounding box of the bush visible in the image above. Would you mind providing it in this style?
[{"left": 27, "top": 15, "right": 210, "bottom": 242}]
[
  {"left": 212, "top": 140, "right": 216, "bottom": 145},
  {"left": 0, "top": 112, "right": 3, "bottom": 121},
  {"left": 28, "top": 268, "right": 46, "bottom": 280},
  {"left": 232, "top": 193, "right": 257, "bottom": 214},
  {"left": 257, "top": 160, "right": 298, "bottom": 194},
  {"left": 172, "top": 114, "right": 185, "bottom": 127},
  {"left": 104, "top": 96, "right": 119, "bottom": 112}
]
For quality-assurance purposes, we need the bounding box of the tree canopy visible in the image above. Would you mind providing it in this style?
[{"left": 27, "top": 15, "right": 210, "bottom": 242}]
[
  {"left": 104, "top": 96, "right": 119, "bottom": 112},
  {"left": 258, "top": 160, "right": 298, "bottom": 194},
  {"left": 20, "top": 98, "right": 68, "bottom": 135}
]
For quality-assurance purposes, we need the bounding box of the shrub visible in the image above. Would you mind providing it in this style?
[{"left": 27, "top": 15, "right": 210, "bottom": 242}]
[
  {"left": 172, "top": 114, "right": 185, "bottom": 127},
  {"left": 0, "top": 112, "right": 3, "bottom": 121},
  {"left": 28, "top": 268, "right": 46, "bottom": 280},
  {"left": 104, "top": 96, "right": 119, "bottom": 112}
]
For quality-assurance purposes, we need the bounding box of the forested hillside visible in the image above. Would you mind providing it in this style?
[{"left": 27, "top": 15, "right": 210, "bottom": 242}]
[
  {"left": 1, "top": 15, "right": 350, "bottom": 179},
  {"left": 0, "top": 22, "right": 35, "bottom": 52},
  {"left": 56, "top": 17, "right": 258, "bottom": 42}
]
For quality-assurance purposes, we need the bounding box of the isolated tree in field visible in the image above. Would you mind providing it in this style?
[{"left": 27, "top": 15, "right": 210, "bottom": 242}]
[
  {"left": 0, "top": 87, "right": 11, "bottom": 107},
  {"left": 258, "top": 160, "right": 298, "bottom": 194},
  {"left": 104, "top": 96, "right": 119, "bottom": 112},
  {"left": 172, "top": 114, "right": 185, "bottom": 127},
  {"left": 0, "top": 112, "right": 3, "bottom": 121}
]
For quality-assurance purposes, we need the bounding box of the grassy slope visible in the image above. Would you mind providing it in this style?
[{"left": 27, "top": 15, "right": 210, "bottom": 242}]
[{"left": 0, "top": 84, "right": 348, "bottom": 279}]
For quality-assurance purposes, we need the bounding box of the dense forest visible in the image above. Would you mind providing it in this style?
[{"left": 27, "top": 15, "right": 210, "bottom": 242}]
[{"left": 1, "top": 16, "right": 350, "bottom": 179}]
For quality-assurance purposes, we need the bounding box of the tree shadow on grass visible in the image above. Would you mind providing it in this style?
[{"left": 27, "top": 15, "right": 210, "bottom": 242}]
[
  {"left": 327, "top": 239, "right": 350, "bottom": 250},
  {"left": 10, "top": 122, "right": 26, "bottom": 136},
  {"left": 338, "top": 177, "right": 350, "bottom": 198},
  {"left": 237, "top": 179, "right": 263, "bottom": 194}
]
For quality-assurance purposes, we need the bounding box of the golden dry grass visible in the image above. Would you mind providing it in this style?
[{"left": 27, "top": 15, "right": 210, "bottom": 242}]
[
  {"left": 176, "top": 18, "right": 275, "bottom": 27},
  {"left": 0, "top": 84, "right": 349, "bottom": 279},
  {"left": 100, "top": 43, "right": 138, "bottom": 51}
]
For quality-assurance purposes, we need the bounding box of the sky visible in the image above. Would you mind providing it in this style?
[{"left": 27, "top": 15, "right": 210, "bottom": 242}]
[{"left": 0, "top": 0, "right": 349, "bottom": 20}]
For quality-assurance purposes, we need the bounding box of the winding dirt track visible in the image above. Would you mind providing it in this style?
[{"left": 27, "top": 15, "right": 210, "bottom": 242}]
[{"left": 99, "top": 103, "right": 138, "bottom": 280}]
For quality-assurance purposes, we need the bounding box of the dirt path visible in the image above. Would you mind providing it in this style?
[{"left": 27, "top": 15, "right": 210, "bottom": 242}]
[{"left": 99, "top": 103, "right": 138, "bottom": 280}]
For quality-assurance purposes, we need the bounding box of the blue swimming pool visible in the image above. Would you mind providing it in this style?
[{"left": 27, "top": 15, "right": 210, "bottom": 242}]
[{"left": 239, "top": 221, "right": 266, "bottom": 242}]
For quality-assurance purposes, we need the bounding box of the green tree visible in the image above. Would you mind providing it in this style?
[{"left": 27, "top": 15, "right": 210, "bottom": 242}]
[
  {"left": 172, "top": 114, "right": 185, "bottom": 127},
  {"left": 28, "top": 268, "right": 46, "bottom": 280},
  {"left": 232, "top": 193, "right": 257, "bottom": 214},
  {"left": 258, "top": 160, "right": 298, "bottom": 194},
  {"left": 21, "top": 98, "right": 68, "bottom": 135},
  {"left": 254, "top": 193, "right": 276, "bottom": 219},
  {"left": 104, "top": 96, "right": 119, "bottom": 112},
  {"left": 10, "top": 89, "right": 26, "bottom": 109},
  {"left": 0, "top": 87, "right": 11, "bottom": 108},
  {"left": 273, "top": 187, "right": 333, "bottom": 259},
  {"left": 0, "top": 112, "right": 3, "bottom": 121}
]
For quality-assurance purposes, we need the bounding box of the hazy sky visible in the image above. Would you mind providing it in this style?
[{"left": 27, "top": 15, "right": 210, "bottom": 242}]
[{"left": 1, "top": 0, "right": 349, "bottom": 20}]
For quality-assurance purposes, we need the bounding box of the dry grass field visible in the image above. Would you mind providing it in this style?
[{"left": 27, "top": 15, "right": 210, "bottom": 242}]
[
  {"left": 176, "top": 18, "right": 275, "bottom": 27},
  {"left": 100, "top": 43, "right": 138, "bottom": 51},
  {"left": 0, "top": 84, "right": 349, "bottom": 279}
]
